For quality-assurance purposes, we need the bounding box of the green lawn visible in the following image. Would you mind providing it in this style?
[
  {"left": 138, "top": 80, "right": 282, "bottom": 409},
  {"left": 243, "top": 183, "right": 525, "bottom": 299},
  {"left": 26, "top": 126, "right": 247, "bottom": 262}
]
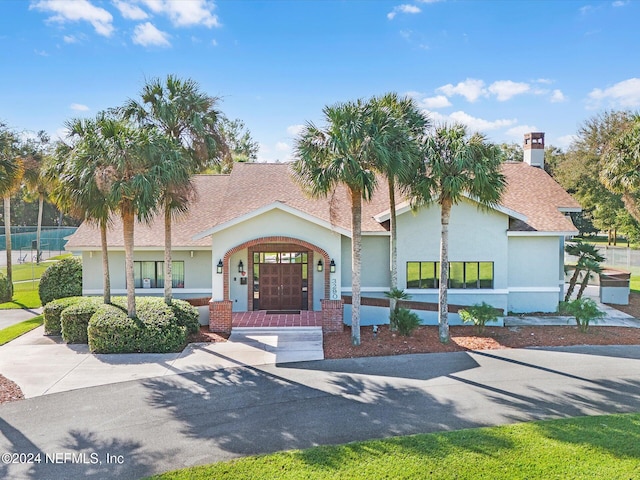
[
  {"left": 631, "top": 276, "right": 640, "bottom": 294},
  {"left": 148, "top": 413, "right": 640, "bottom": 480},
  {"left": 0, "top": 315, "right": 43, "bottom": 345}
]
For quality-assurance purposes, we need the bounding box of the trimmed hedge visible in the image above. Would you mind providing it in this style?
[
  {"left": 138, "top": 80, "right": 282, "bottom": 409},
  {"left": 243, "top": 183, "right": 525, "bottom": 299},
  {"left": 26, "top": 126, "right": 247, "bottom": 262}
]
[
  {"left": 88, "top": 297, "right": 198, "bottom": 353},
  {"left": 60, "top": 297, "right": 102, "bottom": 344},
  {"left": 0, "top": 273, "right": 10, "bottom": 303},
  {"left": 39, "top": 257, "right": 83, "bottom": 305},
  {"left": 43, "top": 296, "right": 83, "bottom": 335}
]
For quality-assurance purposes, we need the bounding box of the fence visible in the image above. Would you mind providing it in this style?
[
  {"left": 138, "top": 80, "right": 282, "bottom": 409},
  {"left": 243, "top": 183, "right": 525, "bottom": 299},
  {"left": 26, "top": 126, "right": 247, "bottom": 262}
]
[
  {"left": 566, "top": 245, "right": 640, "bottom": 276},
  {"left": 0, "top": 226, "right": 78, "bottom": 253}
]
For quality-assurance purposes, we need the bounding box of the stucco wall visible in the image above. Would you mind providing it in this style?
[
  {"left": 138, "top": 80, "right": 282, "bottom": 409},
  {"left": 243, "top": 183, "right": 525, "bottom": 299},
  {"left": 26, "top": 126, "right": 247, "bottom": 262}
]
[
  {"left": 340, "top": 235, "right": 391, "bottom": 289},
  {"left": 507, "top": 235, "right": 563, "bottom": 312},
  {"left": 81, "top": 249, "right": 212, "bottom": 298}
]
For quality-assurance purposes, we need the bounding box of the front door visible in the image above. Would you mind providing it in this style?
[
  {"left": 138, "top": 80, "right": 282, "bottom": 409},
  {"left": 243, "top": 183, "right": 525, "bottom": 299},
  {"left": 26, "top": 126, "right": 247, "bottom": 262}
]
[{"left": 259, "top": 263, "right": 303, "bottom": 310}]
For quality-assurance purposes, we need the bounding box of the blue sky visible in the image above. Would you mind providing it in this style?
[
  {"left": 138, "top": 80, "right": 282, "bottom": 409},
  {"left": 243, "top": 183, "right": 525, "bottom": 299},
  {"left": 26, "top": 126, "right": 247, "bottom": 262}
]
[{"left": 2, "top": 0, "right": 639, "bottom": 161}]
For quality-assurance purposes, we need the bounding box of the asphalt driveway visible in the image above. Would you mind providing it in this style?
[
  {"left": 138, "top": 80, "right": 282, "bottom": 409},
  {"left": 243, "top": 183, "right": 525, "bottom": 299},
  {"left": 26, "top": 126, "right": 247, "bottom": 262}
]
[{"left": 1, "top": 345, "right": 640, "bottom": 480}]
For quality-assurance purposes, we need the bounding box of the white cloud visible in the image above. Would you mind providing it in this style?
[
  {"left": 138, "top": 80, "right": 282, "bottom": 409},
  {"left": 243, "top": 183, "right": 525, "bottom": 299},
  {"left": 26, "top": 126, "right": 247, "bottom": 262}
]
[
  {"left": 550, "top": 89, "right": 566, "bottom": 103},
  {"left": 63, "top": 35, "right": 77, "bottom": 43},
  {"left": 437, "top": 78, "right": 486, "bottom": 102},
  {"left": 418, "top": 95, "right": 451, "bottom": 109},
  {"left": 505, "top": 125, "right": 537, "bottom": 139},
  {"left": 34, "top": 49, "right": 49, "bottom": 56},
  {"left": 555, "top": 134, "right": 578, "bottom": 149},
  {"left": 140, "top": 0, "right": 220, "bottom": 28},
  {"left": 448, "top": 111, "right": 516, "bottom": 131},
  {"left": 612, "top": 1, "right": 629, "bottom": 7},
  {"left": 535, "top": 78, "right": 553, "bottom": 85},
  {"left": 211, "top": 38, "right": 217, "bottom": 46},
  {"left": 588, "top": 78, "right": 640, "bottom": 108},
  {"left": 70, "top": 103, "right": 90, "bottom": 111},
  {"left": 488, "top": 80, "right": 530, "bottom": 101},
  {"left": 286, "top": 124, "right": 305, "bottom": 136},
  {"left": 31, "top": 0, "right": 114, "bottom": 37},
  {"left": 387, "top": 4, "right": 421, "bottom": 20},
  {"left": 113, "top": 0, "right": 149, "bottom": 20},
  {"left": 132, "top": 22, "right": 171, "bottom": 47},
  {"left": 276, "top": 141, "right": 290, "bottom": 152}
]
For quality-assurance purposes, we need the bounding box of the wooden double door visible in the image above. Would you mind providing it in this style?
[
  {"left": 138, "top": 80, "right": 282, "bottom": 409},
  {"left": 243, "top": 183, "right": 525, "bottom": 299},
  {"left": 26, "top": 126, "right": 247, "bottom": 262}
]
[{"left": 259, "top": 263, "right": 303, "bottom": 311}]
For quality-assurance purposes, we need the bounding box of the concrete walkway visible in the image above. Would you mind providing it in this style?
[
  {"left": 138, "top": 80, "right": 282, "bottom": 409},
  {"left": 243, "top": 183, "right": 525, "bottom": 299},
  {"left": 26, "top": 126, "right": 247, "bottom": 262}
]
[
  {"left": 0, "top": 308, "right": 43, "bottom": 329},
  {"left": 0, "top": 326, "right": 323, "bottom": 398}
]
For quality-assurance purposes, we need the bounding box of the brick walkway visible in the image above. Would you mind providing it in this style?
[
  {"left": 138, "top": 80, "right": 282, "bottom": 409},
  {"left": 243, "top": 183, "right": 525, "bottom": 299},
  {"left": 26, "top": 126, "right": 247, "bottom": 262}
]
[{"left": 232, "top": 311, "right": 322, "bottom": 328}]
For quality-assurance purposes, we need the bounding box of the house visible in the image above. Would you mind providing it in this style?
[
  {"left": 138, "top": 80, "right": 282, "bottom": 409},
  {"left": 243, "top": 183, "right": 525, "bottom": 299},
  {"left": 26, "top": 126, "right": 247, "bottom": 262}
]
[{"left": 65, "top": 132, "right": 581, "bottom": 333}]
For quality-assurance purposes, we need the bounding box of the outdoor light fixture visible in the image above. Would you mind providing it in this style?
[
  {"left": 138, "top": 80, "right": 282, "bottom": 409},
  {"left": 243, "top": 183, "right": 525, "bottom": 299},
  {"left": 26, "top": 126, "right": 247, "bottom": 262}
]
[
  {"left": 317, "top": 259, "right": 323, "bottom": 272},
  {"left": 238, "top": 260, "right": 244, "bottom": 274},
  {"left": 330, "top": 259, "right": 336, "bottom": 273},
  {"left": 216, "top": 259, "right": 223, "bottom": 274}
]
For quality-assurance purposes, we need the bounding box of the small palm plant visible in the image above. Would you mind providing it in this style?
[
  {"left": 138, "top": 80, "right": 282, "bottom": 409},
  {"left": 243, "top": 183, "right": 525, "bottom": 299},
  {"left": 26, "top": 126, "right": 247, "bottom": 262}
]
[
  {"left": 560, "top": 298, "right": 605, "bottom": 333},
  {"left": 459, "top": 302, "right": 500, "bottom": 334}
]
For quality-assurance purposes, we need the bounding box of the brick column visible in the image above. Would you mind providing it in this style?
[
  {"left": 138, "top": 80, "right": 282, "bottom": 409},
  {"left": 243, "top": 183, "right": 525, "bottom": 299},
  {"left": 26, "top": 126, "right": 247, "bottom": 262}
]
[
  {"left": 209, "top": 300, "right": 233, "bottom": 334},
  {"left": 321, "top": 299, "right": 344, "bottom": 334}
]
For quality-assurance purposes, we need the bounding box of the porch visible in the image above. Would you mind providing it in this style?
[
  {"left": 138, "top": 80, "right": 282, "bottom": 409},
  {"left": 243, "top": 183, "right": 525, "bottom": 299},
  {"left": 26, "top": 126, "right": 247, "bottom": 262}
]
[{"left": 233, "top": 310, "right": 323, "bottom": 328}]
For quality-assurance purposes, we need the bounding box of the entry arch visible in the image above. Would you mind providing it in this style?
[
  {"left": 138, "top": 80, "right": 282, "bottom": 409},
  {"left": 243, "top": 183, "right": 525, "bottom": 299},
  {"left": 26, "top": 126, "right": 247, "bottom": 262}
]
[{"left": 223, "top": 236, "right": 331, "bottom": 311}]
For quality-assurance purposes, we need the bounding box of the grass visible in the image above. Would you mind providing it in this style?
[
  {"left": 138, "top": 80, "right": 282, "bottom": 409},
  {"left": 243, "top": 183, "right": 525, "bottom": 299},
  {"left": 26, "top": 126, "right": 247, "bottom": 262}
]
[
  {"left": 148, "top": 413, "right": 640, "bottom": 480},
  {"left": 0, "top": 315, "right": 43, "bottom": 345},
  {"left": 631, "top": 276, "right": 640, "bottom": 294},
  {"left": 578, "top": 235, "right": 639, "bottom": 249}
]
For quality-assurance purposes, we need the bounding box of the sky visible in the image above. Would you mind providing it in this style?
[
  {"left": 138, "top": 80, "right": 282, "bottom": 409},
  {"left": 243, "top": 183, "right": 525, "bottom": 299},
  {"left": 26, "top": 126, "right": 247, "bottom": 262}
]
[{"left": 1, "top": 0, "right": 639, "bottom": 162}]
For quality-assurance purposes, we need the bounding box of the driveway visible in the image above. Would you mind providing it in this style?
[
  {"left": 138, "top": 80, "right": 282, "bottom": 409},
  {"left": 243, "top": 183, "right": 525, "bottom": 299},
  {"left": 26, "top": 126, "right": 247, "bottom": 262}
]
[
  {"left": 0, "top": 308, "right": 42, "bottom": 330},
  {"left": 1, "top": 345, "right": 640, "bottom": 479}
]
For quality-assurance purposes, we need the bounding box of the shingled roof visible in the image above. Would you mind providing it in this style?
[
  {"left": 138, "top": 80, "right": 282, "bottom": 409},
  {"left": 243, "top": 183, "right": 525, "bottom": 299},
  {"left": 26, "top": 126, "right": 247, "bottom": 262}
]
[{"left": 65, "top": 161, "right": 579, "bottom": 249}]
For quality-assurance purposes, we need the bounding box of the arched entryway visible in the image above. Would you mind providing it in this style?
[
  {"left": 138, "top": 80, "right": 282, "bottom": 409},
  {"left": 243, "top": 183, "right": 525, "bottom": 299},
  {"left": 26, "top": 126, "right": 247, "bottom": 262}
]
[{"left": 223, "top": 236, "right": 330, "bottom": 312}]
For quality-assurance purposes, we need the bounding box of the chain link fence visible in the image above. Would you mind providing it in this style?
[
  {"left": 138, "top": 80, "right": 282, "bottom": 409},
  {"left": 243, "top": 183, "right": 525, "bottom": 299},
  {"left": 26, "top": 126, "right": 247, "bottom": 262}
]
[{"left": 0, "top": 226, "right": 78, "bottom": 256}]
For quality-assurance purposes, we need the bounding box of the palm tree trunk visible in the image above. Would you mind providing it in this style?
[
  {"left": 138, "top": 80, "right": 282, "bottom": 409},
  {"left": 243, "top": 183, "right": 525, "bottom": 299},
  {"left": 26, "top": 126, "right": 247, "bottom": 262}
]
[
  {"left": 576, "top": 269, "right": 591, "bottom": 300},
  {"left": 36, "top": 193, "right": 44, "bottom": 263},
  {"left": 122, "top": 208, "right": 136, "bottom": 318},
  {"left": 439, "top": 198, "right": 452, "bottom": 343},
  {"left": 388, "top": 177, "right": 398, "bottom": 320},
  {"left": 622, "top": 193, "right": 640, "bottom": 224},
  {"left": 100, "top": 222, "right": 111, "bottom": 304},
  {"left": 351, "top": 188, "right": 362, "bottom": 346},
  {"left": 564, "top": 267, "right": 582, "bottom": 302},
  {"left": 3, "top": 195, "right": 13, "bottom": 300},
  {"left": 164, "top": 200, "right": 172, "bottom": 306}
]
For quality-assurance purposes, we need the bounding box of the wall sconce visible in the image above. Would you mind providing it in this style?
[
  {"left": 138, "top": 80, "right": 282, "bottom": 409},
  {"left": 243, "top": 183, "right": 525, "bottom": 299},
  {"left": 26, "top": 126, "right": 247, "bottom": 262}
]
[
  {"left": 330, "top": 259, "right": 336, "bottom": 273},
  {"left": 317, "top": 259, "right": 323, "bottom": 272},
  {"left": 216, "top": 259, "right": 223, "bottom": 274},
  {"left": 190, "top": 250, "right": 194, "bottom": 258},
  {"left": 238, "top": 260, "right": 244, "bottom": 274}
]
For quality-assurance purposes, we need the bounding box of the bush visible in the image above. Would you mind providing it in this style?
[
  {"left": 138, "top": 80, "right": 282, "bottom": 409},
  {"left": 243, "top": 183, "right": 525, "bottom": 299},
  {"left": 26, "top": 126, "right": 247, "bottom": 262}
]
[
  {"left": 43, "top": 296, "right": 83, "bottom": 335},
  {"left": 459, "top": 302, "right": 501, "bottom": 334},
  {"left": 88, "top": 297, "right": 189, "bottom": 353},
  {"left": 0, "top": 273, "right": 9, "bottom": 303},
  {"left": 60, "top": 297, "right": 102, "bottom": 344},
  {"left": 39, "top": 257, "right": 82, "bottom": 305},
  {"left": 168, "top": 299, "right": 200, "bottom": 335},
  {"left": 559, "top": 298, "right": 605, "bottom": 333},
  {"left": 391, "top": 308, "right": 421, "bottom": 337}
]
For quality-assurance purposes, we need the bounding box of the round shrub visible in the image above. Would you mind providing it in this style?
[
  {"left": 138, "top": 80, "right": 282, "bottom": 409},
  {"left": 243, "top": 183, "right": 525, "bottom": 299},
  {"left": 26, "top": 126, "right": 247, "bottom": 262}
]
[
  {"left": 43, "top": 296, "right": 83, "bottom": 335},
  {"left": 169, "top": 299, "right": 200, "bottom": 335},
  {"left": 0, "top": 272, "right": 10, "bottom": 303},
  {"left": 88, "top": 297, "right": 189, "bottom": 353},
  {"left": 60, "top": 297, "right": 102, "bottom": 344},
  {"left": 39, "top": 257, "right": 82, "bottom": 305}
]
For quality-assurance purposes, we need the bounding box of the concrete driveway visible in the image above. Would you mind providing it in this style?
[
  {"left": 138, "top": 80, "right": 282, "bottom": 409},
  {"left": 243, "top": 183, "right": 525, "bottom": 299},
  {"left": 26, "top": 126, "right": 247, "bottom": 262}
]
[
  {"left": 1, "top": 345, "right": 640, "bottom": 479},
  {"left": 0, "top": 308, "right": 42, "bottom": 330}
]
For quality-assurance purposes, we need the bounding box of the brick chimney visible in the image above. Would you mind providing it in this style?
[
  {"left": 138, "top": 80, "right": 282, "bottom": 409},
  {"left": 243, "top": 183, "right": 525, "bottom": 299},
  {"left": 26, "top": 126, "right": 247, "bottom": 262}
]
[{"left": 523, "top": 132, "right": 544, "bottom": 168}]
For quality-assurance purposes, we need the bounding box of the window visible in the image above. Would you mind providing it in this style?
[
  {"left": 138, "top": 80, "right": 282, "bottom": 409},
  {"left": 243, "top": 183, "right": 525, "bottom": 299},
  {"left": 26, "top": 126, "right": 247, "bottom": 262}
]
[
  {"left": 134, "top": 261, "right": 185, "bottom": 288},
  {"left": 406, "top": 261, "right": 493, "bottom": 289}
]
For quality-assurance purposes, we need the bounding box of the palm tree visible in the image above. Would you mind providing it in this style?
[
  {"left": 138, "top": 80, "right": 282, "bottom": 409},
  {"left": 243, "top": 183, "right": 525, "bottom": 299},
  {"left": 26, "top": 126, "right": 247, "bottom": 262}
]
[
  {"left": 51, "top": 118, "right": 116, "bottom": 304},
  {"left": 21, "top": 131, "right": 53, "bottom": 264},
  {"left": 576, "top": 258, "right": 603, "bottom": 300},
  {"left": 122, "top": 75, "right": 227, "bottom": 305},
  {"left": 601, "top": 115, "right": 640, "bottom": 223},
  {"left": 564, "top": 240, "right": 605, "bottom": 301},
  {"left": 86, "top": 114, "right": 166, "bottom": 317},
  {"left": 293, "top": 99, "right": 381, "bottom": 346},
  {"left": 0, "top": 123, "right": 24, "bottom": 300},
  {"left": 368, "top": 93, "right": 429, "bottom": 317},
  {"left": 412, "top": 124, "right": 506, "bottom": 343}
]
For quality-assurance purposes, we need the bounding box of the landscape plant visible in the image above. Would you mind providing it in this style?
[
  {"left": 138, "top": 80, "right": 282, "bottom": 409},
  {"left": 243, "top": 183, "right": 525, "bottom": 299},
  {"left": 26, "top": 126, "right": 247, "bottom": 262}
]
[
  {"left": 60, "top": 297, "right": 102, "bottom": 343},
  {"left": 43, "top": 296, "right": 82, "bottom": 335},
  {"left": 0, "top": 272, "right": 9, "bottom": 303},
  {"left": 384, "top": 287, "right": 411, "bottom": 331},
  {"left": 560, "top": 298, "right": 606, "bottom": 332},
  {"left": 392, "top": 308, "right": 422, "bottom": 337},
  {"left": 459, "top": 302, "right": 500, "bottom": 334},
  {"left": 38, "top": 256, "right": 82, "bottom": 305}
]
